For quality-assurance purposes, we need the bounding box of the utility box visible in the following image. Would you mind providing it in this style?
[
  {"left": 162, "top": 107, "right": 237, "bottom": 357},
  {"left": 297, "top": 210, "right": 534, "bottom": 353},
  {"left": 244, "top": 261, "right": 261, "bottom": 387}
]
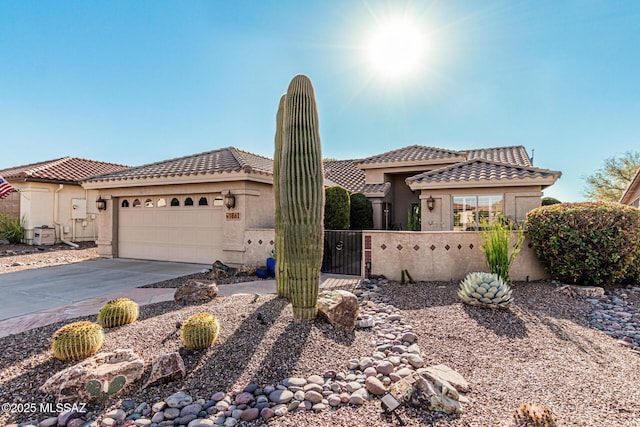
[
  {"left": 33, "top": 226, "right": 55, "bottom": 245},
  {"left": 71, "top": 198, "right": 87, "bottom": 219}
]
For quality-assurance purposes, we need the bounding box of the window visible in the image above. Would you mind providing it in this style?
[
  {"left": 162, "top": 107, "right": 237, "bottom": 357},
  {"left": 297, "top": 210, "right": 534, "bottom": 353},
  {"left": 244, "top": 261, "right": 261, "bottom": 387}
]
[
  {"left": 132, "top": 199, "right": 142, "bottom": 208},
  {"left": 157, "top": 198, "right": 167, "bottom": 207},
  {"left": 121, "top": 200, "right": 129, "bottom": 208},
  {"left": 185, "top": 197, "right": 194, "bottom": 206},
  {"left": 198, "top": 197, "right": 208, "bottom": 206},
  {"left": 453, "top": 195, "right": 503, "bottom": 231},
  {"left": 213, "top": 196, "right": 224, "bottom": 207},
  {"left": 144, "top": 198, "right": 154, "bottom": 208},
  {"left": 170, "top": 198, "right": 180, "bottom": 207}
]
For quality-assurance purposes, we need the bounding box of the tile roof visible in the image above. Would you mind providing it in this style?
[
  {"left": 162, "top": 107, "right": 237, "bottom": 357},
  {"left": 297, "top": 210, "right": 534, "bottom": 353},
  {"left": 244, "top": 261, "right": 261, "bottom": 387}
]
[
  {"left": 406, "top": 159, "right": 561, "bottom": 186},
  {"left": 85, "top": 147, "right": 273, "bottom": 182},
  {"left": 466, "top": 145, "right": 532, "bottom": 167},
  {"left": 322, "top": 160, "right": 365, "bottom": 193},
  {"left": 362, "top": 182, "right": 391, "bottom": 196},
  {"left": 0, "top": 157, "right": 130, "bottom": 184},
  {"left": 357, "top": 145, "right": 464, "bottom": 165}
]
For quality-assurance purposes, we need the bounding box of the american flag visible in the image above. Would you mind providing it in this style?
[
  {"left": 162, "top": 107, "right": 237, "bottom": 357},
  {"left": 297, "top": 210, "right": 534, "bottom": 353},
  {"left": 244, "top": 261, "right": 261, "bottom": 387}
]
[{"left": 0, "top": 175, "right": 17, "bottom": 199}]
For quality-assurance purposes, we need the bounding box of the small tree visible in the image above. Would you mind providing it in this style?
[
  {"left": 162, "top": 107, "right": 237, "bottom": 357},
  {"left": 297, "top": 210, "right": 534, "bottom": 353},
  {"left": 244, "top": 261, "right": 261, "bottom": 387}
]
[
  {"left": 350, "top": 193, "right": 373, "bottom": 230},
  {"left": 541, "top": 197, "right": 561, "bottom": 206},
  {"left": 479, "top": 217, "right": 524, "bottom": 284},
  {"left": 584, "top": 151, "right": 640, "bottom": 201},
  {"left": 324, "top": 186, "right": 350, "bottom": 230}
]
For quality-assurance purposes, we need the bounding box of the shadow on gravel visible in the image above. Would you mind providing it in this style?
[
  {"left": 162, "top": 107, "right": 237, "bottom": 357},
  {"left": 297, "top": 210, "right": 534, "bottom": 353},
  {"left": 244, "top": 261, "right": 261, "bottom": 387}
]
[
  {"left": 378, "top": 281, "right": 460, "bottom": 310},
  {"left": 463, "top": 304, "right": 528, "bottom": 339}
]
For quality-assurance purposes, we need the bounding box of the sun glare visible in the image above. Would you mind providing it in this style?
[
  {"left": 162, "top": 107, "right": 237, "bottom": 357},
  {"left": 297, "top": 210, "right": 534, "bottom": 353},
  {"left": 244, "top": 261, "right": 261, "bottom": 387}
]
[{"left": 366, "top": 17, "right": 427, "bottom": 81}]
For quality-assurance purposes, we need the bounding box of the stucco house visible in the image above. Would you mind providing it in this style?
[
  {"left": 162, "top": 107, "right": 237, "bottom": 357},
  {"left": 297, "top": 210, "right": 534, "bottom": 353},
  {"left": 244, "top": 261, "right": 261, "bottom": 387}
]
[
  {"left": 0, "top": 157, "right": 129, "bottom": 244},
  {"left": 620, "top": 167, "right": 640, "bottom": 208},
  {"left": 82, "top": 143, "right": 560, "bottom": 266}
]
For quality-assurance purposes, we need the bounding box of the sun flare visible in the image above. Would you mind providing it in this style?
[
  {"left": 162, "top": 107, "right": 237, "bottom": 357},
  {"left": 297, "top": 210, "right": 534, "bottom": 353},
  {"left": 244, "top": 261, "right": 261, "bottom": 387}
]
[{"left": 366, "top": 17, "right": 427, "bottom": 81}]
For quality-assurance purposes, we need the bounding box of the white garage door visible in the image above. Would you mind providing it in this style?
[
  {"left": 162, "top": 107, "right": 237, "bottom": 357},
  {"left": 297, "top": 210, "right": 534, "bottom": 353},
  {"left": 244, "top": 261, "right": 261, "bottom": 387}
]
[{"left": 118, "top": 195, "right": 224, "bottom": 264}]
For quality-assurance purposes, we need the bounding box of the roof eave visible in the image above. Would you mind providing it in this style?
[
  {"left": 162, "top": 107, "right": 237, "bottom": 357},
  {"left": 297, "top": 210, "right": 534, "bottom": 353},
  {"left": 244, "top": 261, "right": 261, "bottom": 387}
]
[
  {"left": 356, "top": 157, "right": 467, "bottom": 170},
  {"left": 408, "top": 177, "right": 560, "bottom": 191}
]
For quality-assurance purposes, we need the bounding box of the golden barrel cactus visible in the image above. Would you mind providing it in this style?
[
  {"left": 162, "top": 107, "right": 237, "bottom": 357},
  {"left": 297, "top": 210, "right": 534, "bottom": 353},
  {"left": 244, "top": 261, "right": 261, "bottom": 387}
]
[
  {"left": 51, "top": 321, "right": 104, "bottom": 361},
  {"left": 98, "top": 298, "right": 139, "bottom": 328},
  {"left": 458, "top": 272, "right": 512, "bottom": 309},
  {"left": 180, "top": 313, "right": 220, "bottom": 350}
]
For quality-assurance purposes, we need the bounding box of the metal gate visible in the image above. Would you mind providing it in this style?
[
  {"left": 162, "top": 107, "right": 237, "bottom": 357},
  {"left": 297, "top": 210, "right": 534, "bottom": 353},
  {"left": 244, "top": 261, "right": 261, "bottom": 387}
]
[{"left": 321, "top": 230, "right": 363, "bottom": 276}]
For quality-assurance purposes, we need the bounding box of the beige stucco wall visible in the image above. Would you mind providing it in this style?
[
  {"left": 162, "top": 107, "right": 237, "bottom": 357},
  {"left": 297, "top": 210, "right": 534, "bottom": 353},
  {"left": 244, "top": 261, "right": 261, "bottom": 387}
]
[
  {"left": 243, "top": 228, "right": 276, "bottom": 266},
  {"left": 364, "top": 230, "right": 547, "bottom": 282},
  {"left": 9, "top": 182, "right": 101, "bottom": 244},
  {"left": 0, "top": 191, "right": 20, "bottom": 219}
]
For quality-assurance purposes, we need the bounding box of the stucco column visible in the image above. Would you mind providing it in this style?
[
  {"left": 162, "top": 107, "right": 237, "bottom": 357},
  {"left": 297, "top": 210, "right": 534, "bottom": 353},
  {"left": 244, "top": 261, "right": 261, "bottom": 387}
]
[
  {"left": 222, "top": 190, "right": 249, "bottom": 264},
  {"left": 96, "top": 196, "right": 117, "bottom": 258}
]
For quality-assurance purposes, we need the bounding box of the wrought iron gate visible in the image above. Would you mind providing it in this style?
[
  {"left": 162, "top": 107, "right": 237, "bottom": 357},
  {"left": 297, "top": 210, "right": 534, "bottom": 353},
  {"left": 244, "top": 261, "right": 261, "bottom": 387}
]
[{"left": 321, "top": 230, "right": 363, "bottom": 276}]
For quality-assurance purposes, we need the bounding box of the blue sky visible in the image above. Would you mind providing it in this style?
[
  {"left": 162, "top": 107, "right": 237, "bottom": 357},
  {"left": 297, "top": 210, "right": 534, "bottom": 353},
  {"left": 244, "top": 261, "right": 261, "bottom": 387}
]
[{"left": 1, "top": 1, "right": 638, "bottom": 202}]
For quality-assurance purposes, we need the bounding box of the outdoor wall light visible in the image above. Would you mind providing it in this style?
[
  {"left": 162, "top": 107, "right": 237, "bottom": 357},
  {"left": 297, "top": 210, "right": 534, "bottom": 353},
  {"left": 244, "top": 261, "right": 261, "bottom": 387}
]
[
  {"left": 380, "top": 392, "right": 405, "bottom": 425},
  {"left": 426, "top": 195, "right": 435, "bottom": 211},
  {"left": 223, "top": 191, "right": 236, "bottom": 210},
  {"left": 96, "top": 196, "right": 107, "bottom": 211}
]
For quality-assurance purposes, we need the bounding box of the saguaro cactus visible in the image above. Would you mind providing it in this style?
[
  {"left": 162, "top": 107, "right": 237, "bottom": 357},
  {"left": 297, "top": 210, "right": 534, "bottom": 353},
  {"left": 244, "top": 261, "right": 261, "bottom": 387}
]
[
  {"left": 274, "top": 94, "right": 289, "bottom": 299},
  {"left": 279, "top": 74, "right": 325, "bottom": 320}
]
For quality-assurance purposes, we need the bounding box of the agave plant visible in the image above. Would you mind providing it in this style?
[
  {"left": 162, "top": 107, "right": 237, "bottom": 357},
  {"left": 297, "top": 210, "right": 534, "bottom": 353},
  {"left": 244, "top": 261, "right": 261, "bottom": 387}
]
[{"left": 458, "top": 272, "right": 512, "bottom": 309}]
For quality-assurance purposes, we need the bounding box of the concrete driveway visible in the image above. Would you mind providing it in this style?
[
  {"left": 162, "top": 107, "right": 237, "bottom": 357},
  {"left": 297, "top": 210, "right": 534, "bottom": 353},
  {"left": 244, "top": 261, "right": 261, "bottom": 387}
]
[{"left": 0, "top": 258, "right": 208, "bottom": 321}]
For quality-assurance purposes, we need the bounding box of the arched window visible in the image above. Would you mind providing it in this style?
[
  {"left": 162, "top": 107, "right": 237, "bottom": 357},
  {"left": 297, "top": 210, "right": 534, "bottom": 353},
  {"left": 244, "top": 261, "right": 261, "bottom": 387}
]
[
  {"left": 121, "top": 200, "right": 129, "bottom": 208},
  {"left": 170, "top": 198, "right": 180, "bottom": 207},
  {"left": 198, "top": 197, "right": 208, "bottom": 206},
  {"left": 144, "top": 198, "right": 154, "bottom": 208},
  {"left": 185, "top": 197, "right": 194, "bottom": 206},
  {"left": 132, "top": 199, "right": 141, "bottom": 207},
  {"left": 157, "top": 198, "right": 167, "bottom": 207}
]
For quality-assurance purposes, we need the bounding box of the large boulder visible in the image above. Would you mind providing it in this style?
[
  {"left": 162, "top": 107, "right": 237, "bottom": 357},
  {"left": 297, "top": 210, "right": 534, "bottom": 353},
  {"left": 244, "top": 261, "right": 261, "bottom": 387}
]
[
  {"left": 316, "top": 290, "right": 358, "bottom": 331},
  {"left": 174, "top": 280, "right": 218, "bottom": 304},
  {"left": 143, "top": 352, "right": 185, "bottom": 388},
  {"left": 388, "top": 366, "right": 468, "bottom": 415},
  {"left": 40, "top": 349, "right": 144, "bottom": 402}
]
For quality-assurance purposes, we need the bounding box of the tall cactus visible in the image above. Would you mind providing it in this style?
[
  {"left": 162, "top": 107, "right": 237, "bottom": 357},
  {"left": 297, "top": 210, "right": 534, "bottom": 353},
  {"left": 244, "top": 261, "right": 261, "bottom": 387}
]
[
  {"left": 274, "top": 94, "right": 289, "bottom": 299},
  {"left": 279, "top": 74, "right": 324, "bottom": 320}
]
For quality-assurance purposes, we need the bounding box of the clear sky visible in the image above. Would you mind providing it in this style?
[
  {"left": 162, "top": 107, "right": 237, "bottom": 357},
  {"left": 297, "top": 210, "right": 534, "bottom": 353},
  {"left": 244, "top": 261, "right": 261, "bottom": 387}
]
[{"left": 1, "top": 1, "right": 638, "bottom": 202}]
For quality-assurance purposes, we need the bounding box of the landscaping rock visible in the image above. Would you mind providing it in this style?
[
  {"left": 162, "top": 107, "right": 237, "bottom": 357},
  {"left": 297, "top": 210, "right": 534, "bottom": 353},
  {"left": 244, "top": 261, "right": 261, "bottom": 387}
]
[
  {"left": 389, "top": 370, "right": 465, "bottom": 414},
  {"left": 420, "top": 364, "right": 470, "bottom": 393},
  {"left": 174, "top": 280, "right": 218, "bottom": 304},
  {"left": 143, "top": 352, "right": 185, "bottom": 388},
  {"left": 316, "top": 290, "right": 359, "bottom": 331}
]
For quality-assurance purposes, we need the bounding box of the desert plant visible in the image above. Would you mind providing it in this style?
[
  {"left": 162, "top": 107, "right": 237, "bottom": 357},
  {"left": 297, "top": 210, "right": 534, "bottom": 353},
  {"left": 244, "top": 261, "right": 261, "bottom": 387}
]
[
  {"left": 513, "top": 402, "right": 558, "bottom": 427},
  {"left": 97, "top": 298, "right": 139, "bottom": 328},
  {"left": 180, "top": 313, "right": 220, "bottom": 350},
  {"left": 273, "top": 94, "right": 289, "bottom": 299},
  {"left": 525, "top": 202, "right": 640, "bottom": 285},
  {"left": 407, "top": 204, "right": 421, "bottom": 231},
  {"left": 479, "top": 216, "right": 524, "bottom": 284},
  {"left": 278, "top": 74, "right": 325, "bottom": 321},
  {"left": 324, "top": 186, "right": 350, "bottom": 229},
  {"left": 86, "top": 375, "right": 126, "bottom": 402},
  {"left": 0, "top": 213, "right": 24, "bottom": 244},
  {"left": 350, "top": 193, "right": 373, "bottom": 230},
  {"left": 458, "top": 272, "right": 512, "bottom": 309},
  {"left": 51, "top": 321, "right": 104, "bottom": 361}
]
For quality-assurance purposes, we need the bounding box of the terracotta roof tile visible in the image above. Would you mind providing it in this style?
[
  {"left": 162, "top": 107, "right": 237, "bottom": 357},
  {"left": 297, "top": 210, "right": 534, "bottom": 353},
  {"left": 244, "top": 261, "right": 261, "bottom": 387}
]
[
  {"left": 85, "top": 147, "right": 272, "bottom": 182},
  {"left": 322, "top": 160, "right": 365, "bottom": 193},
  {"left": 362, "top": 182, "right": 391, "bottom": 196},
  {"left": 0, "top": 157, "right": 130, "bottom": 184},
  {"left": 407, "top": 159, "right": 561, "bottom": 185},
  {"left": 357, "top": 145, "right": 464, "bottom": 165},
  {"left": 466, "top": 145, "right": 532, "bottom": 167}
]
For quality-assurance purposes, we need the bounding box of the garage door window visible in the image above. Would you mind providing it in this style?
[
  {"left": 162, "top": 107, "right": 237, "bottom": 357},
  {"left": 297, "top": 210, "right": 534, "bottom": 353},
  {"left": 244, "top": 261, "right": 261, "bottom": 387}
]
[
  {"left": 213, "top": 196, "right": 223, "bottom": 207},
  {"left": 121, "top": 200, "right": 129, "bottom": 208},
  {"left": 170, "top": 198, "right": 180, "bottom": 206},
  {"left": 185, "top": 197, "right": 194, "bottom": 206},
  {"left": 145, "top": 198, "right": 154, "bottom": 208},
  {"left": 157, "top": 198, "right": 167, "bottom": 207},
  {"left": 133, "top": 199, "right": 141, "bottom": 207},
  {"left": 198, "top": 197, "right": 208, "bottom": 206}
]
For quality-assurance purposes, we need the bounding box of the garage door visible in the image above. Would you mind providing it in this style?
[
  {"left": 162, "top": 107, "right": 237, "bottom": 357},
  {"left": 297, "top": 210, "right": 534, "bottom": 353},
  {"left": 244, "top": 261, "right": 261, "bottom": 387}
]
[{"left": 118, "top": 195, "right": 224, "bottom": 263}]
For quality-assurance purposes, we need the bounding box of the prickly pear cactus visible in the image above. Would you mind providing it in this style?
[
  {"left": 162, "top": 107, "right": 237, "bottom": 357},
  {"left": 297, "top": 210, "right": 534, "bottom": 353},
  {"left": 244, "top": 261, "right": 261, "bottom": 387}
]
[
  {"left": 458, "top": 272, "right": 512, "bottom": 309},
  {"left": 97, "top": 298, "right": 139, "bottom": 328},
  {"left": 51, "top": 321, "right": 104, "bottom": 361},
  {"left": 180, "top": 313, "right": 220, "bottom": 350},
  {"left": 86, "top": 375, "right": 127, "bottom": 402}
]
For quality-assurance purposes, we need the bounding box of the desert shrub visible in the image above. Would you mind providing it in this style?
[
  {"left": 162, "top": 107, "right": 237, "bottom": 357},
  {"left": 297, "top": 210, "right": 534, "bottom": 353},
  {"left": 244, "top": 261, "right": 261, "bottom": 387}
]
[
  {"left": 324, "top": 186, "right": 350, "bottom": 229},
  {"left": 541, "top": 197, "right": 561, "bottom": 206},
  {"left": 350, "top": 193, "right": 373, "bottom": 230},
  {"left": 525, "top": 202, "right": 640, "bottom": 285},
  {"left": 0, "top": 214, "right": 24, "bottom": 243},
  {"left": 407, "top": 204, "right": 421, "bottom": 231},
  {"left": 479, "top": 217, "right": 524, "bottom": 284}
]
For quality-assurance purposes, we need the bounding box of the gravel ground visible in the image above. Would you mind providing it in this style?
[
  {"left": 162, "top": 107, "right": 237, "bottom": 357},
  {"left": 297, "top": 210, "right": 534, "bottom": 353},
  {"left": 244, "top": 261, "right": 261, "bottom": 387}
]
[
  {"left": 1, "top": 246, "right": 640, "bottom": 426},
  {"left": 0, "top": 242, "right": 99, "bottom": 273}
]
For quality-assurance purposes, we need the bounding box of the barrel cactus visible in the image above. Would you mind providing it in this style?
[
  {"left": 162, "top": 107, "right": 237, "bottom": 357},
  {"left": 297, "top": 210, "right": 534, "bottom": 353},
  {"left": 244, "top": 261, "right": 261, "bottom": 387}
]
[
  {"left": 278, "top": 74, "right": 324, "bottom": 321},
  {"left": 97, "top": 298, "right": 139, "bottom": 328},
  {"left": 273, "top": 94, "right": 289, "bottom": 299},
  {"left": 513, "top": 402, "right": 558, "bottom": 426},
  {"left": 180, "top": 313, "right": 220, "bottom": 350},
  {"left": 51, "top": 321, "right": 104, "bottom": 361},
  {"left": 458, "top": 272, "right": 512, "bottom": 309}
]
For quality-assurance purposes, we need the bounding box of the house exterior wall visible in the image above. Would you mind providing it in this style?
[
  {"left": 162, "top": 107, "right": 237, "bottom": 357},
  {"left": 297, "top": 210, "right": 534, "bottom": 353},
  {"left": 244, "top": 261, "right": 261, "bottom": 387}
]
[
  {"left": 9, "top": 182, "right": 100, "bottom": 244},
  {"left": 0, "top": 191, "right": 20, "bottom": 219},
  {"left": 364, "top": 230, "right": 547, "bottom": 282},
  {"left": 622, "top": 185, "right": 640, "bottom": 208},
  {"left": 392, "top": 174, "right": 420, "bottom": 230}
]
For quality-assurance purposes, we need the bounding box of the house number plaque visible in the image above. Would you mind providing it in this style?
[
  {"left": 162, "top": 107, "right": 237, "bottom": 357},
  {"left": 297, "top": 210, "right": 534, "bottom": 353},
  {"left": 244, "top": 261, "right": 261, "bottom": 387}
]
[{"left": 226, "top": 212, "right": 240, "bottom": 220}]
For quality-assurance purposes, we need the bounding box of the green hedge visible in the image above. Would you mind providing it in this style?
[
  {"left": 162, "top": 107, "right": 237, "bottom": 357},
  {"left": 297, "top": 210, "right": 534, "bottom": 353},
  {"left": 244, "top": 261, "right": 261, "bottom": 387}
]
[
  {"left": 525, "top": 202, "right": 640, "bottom": 285},
  {"left": 350, "top": 193, "right": 373, "bottom": 230},
  {"left": 324, "top": 186, "right": 350, "bottom": 230}
]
